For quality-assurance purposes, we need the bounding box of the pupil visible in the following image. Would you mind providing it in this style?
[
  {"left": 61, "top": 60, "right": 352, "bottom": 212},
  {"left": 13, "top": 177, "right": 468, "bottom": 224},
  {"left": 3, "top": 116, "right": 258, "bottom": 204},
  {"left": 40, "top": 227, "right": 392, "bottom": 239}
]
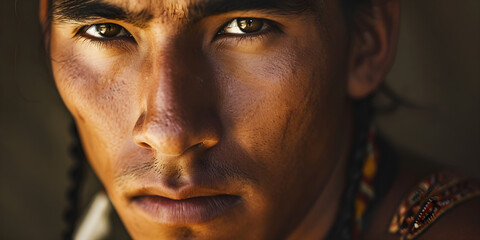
[
  {"left": 97, "top": 24, "right": 120, "bottom": 37},
  {"left": 237, "top": 18, "right": 263, "bottom": 33}
]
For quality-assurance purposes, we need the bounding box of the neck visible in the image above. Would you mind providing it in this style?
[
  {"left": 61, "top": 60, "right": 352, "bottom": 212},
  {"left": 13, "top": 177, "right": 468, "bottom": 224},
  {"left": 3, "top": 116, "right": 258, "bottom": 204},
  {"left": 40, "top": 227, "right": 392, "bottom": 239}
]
[{"left": 286, "top": 107, "right": 353, "bottom": 239}]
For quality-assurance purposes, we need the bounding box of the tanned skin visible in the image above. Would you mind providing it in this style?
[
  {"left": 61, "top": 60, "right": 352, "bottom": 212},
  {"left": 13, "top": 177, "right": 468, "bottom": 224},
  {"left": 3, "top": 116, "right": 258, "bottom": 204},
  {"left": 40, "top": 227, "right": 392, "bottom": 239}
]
[{"left": 40, "top": 0, "right": 480, "bottom": 239}]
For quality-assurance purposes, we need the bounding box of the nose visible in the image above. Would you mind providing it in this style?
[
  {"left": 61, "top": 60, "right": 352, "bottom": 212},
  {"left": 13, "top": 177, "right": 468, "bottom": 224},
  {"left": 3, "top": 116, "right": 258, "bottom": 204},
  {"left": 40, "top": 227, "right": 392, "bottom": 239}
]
[
  {"left": 133, "top": 109, "right": 221, "bottom": 156},
  {"left": 132, "top": 47, "right": 221, "bottom": 156}
]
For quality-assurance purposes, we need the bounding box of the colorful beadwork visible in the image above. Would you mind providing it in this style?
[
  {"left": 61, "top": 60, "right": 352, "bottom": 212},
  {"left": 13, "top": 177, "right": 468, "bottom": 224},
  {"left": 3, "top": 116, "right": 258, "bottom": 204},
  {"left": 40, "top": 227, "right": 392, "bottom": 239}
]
[
  {"left": 388, "top": 171, "right": 480, "bottom": 240},
  {"left": 352, "top": 127, "right": 379, "bottom": 240}
]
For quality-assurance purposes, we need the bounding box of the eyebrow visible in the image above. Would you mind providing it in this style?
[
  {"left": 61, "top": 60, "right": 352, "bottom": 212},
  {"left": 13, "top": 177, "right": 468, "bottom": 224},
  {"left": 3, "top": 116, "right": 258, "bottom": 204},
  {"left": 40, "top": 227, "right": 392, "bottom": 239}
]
[
  {"left": 52, "top": 0, "right": 316, "bottom": 27},
  {"left": 52, "top": 0, "right": 153, "bottom": 27}
]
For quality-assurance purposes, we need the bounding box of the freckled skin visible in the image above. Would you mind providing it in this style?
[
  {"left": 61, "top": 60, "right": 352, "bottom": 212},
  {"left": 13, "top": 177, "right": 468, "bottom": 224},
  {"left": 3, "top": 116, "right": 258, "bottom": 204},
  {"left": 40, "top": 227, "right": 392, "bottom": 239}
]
[{"left": 46, "top": 0, "right": 375, "bottom": 239}]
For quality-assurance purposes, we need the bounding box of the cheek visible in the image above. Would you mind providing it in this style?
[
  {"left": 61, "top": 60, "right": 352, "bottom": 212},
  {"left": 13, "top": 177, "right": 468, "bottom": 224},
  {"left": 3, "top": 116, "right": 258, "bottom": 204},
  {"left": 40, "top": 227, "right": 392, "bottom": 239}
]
[
  {"left": 210, "top": 28, "right": 349, "bottom": 192},
  {"left": 213, "top": 41, "right": 335, "bottom": 155},
  {"left": 52, "top": 52, "right": 130, "bottom": 122},
  {"left": 50, "top": 31, "right": 142, "bottom": 174}
]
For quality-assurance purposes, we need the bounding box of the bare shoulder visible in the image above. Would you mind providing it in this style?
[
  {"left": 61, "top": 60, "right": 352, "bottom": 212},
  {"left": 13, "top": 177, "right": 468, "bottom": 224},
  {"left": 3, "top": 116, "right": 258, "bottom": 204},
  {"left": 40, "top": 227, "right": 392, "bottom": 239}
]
[{"left": 365, "top": 150, "right": 480, "bottom": 240}]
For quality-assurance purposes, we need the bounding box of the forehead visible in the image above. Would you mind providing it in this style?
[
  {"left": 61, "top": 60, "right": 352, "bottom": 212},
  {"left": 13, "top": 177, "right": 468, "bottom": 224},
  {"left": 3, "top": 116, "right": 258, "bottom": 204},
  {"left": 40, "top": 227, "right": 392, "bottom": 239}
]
[
  {"left": 52, "top": 0, "right": 319, "bottom": 24},
  {"left": 107, "top": 0, "right": 217, "bottom": 14},
  {"left": 103, "top": 0, "right": 315, "bottom": 12},
  {"left": 97, "top": 0, "right": 210, "bottom": 18}
]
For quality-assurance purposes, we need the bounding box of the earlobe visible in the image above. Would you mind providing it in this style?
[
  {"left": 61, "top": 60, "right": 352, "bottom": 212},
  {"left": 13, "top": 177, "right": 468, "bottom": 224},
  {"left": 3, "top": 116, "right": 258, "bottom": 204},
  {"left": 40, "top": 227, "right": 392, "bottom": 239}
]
[{"left": 347, "top": 0, "right": 400, "bottom": 99}]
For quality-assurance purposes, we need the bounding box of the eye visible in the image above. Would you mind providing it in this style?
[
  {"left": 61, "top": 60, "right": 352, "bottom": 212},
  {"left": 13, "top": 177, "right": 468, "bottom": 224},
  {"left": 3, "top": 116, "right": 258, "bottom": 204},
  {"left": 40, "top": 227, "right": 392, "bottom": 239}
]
[
  {"left": 220, "top": 18, "right": 268, "bottom": 35},
  {"left": 84, "top": 23, "right": 132, "bottom": 39}
]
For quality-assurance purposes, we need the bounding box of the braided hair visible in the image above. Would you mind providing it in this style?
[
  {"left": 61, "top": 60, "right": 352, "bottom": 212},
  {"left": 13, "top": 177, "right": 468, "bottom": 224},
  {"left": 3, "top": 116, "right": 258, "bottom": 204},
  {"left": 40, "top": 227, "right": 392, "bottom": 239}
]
[
  {"left": 326, "top": 96, "right": 374, "bottom": 240},
  {"left": 63, "top": 123, "right": 87, "bottom": 240}
]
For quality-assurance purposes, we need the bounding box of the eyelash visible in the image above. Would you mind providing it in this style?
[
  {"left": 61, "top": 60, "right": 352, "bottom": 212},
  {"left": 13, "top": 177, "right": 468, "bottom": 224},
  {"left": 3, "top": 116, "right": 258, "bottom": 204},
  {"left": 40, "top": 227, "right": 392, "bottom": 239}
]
[
  {"left": 74, "top": 18, "right": 280, "bottom": 48},
  {"left": 214, "top": 19, "right": 279, "bottom": 42},
  {"left": 74, "top": 25, "right": 136, "bottom": 49}
]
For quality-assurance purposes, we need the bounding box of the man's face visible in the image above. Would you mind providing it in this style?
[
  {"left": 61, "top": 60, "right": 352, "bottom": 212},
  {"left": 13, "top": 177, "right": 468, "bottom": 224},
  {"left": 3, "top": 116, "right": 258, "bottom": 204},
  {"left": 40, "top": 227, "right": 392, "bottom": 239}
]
[{"left": 49, "top": 0, "right": 351, "bottom": 238}]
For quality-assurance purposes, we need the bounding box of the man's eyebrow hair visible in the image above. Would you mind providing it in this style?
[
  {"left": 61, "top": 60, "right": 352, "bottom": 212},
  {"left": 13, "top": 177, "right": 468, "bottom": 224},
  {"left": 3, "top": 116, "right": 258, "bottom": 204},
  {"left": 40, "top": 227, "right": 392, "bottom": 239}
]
[
  {"left": 52, "top": 0, "right": 317, "bottom": 26},
  {"left": 52, "top": 0, "right": 153, "bottom": 27}
]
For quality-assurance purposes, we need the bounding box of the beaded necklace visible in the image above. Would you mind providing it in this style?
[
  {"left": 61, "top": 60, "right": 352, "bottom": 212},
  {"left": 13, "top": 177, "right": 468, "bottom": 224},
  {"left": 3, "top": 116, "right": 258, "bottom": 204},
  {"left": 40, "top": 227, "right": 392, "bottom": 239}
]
[{"left": 351, "top": 127, "right": 379, "bottom": 240}]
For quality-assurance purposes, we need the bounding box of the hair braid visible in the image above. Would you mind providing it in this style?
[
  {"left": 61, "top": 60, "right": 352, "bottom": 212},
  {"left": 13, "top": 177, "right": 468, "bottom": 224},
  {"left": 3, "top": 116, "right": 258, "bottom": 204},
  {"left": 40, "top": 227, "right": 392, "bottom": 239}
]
[
  {"left": 62, "top": 123, "right": 87, "bottom": 240},
  {"left": 326, "top": 95, "right": 374, "bottom": 240}
]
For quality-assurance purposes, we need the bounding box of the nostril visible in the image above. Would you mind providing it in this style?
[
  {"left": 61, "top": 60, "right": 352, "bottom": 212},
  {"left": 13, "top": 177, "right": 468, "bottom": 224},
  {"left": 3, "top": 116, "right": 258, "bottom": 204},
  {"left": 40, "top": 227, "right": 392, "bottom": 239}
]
[
  {"left": 138, "top": 142, "right": 152, "bottom": 149},
  {"left": 133, "top": 111, "right": 151, "bottom": 149},
  {"left": 190, "top": 142, "right": 204, "bottom": 150},
  {"left": 179, "top": 141, "right": 204, "bottom": 155}
]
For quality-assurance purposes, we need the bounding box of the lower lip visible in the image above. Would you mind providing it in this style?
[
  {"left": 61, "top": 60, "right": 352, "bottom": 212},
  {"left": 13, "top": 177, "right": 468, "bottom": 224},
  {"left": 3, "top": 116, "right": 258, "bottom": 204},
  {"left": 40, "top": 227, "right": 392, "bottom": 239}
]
[{"left": 131, "top": 195, "right": 241, "bottom": 224}]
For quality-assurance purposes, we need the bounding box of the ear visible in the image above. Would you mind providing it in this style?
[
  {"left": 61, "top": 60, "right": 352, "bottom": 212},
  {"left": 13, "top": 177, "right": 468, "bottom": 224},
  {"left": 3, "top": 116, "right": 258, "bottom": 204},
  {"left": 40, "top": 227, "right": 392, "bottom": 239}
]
[{"left": 347, "top": 0, "right": 400, "bottom": 99}]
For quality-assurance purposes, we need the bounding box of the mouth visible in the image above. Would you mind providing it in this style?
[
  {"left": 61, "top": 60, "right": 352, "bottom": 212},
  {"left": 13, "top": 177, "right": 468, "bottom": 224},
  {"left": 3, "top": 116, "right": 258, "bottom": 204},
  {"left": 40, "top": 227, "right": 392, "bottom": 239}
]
[{"left": 131, "top": 194, "right": 242, "bottom": 224}]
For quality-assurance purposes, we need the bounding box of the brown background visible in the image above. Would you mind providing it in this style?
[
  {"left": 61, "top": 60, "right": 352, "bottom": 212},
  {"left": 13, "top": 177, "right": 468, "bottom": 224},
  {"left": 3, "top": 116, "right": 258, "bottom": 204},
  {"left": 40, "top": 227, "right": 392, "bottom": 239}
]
[{"left": 1, "top": 0, "right": 479, "bottom": 239}]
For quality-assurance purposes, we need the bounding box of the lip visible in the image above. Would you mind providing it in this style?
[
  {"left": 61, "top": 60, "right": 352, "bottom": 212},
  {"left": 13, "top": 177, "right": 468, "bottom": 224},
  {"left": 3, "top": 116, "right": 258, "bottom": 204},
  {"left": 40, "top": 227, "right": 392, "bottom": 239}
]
[{"left": 131, "top": 194, "right": 242, "bottom": 224}]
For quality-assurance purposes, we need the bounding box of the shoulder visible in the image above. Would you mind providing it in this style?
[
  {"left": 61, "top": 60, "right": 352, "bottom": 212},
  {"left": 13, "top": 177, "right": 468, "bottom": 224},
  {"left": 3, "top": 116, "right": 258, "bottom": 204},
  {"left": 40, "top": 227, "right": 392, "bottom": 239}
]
[{"left": 365, "top": 150, "right": 480, "bottom": 240}]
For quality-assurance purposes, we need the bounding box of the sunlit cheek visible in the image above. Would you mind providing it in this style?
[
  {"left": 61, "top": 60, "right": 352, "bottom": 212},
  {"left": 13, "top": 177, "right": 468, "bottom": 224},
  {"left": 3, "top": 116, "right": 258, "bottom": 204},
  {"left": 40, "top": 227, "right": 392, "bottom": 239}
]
[{"left": 50, "top": 30, "right": 140, "bottom": 153}]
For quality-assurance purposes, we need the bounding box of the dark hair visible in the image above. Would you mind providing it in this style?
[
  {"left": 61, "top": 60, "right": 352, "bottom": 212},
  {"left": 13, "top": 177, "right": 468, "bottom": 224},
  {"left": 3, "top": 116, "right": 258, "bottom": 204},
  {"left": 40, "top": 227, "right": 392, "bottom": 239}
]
[{"left": 63, "top": 124, "right": 87, "bottom": 240}]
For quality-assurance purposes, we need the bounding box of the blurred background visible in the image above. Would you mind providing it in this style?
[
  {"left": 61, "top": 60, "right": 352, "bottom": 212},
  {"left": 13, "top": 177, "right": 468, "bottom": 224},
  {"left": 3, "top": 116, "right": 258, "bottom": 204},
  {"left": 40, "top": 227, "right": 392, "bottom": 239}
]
[{"left": 1, "top": 0, "right": 479, "bottom": 239}]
